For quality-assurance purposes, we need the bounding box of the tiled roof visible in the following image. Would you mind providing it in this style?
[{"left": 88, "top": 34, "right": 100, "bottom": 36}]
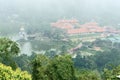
[
  {"left": 68, "top": 28, "right": 88, "bottom": 34},
  {"left": 51, "top": 19, "right": 79, "bottom": 29},
  {"left": 68, "top": 24, "right": 106, "bottom": 34},
  {"left": 51, "top": 20, "right": 107, "bottom": 34}
]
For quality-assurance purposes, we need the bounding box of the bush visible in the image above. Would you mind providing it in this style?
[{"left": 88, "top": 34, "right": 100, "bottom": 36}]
[{"left": 0, "top": 63, "right": 31, "bottom": 80}]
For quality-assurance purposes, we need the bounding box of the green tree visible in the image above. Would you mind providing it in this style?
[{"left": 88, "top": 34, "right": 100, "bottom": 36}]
[
  {"left": 32, "top": 54, "right": 76, "bottom": 80},
  {"left": 0, "top": 38, "right": 20, "bottom": 70},
  {"left": 73, "top": 54, "right": 96, "bottom": 69},
  {"left": 14, "top": 54, "right": 32, "bottom": 73},
  {"left": 32, "top": 54, "right": 49, "bottom": 80},
  {"left": 103, "top": 65, "right": 120, "bottom": 80},
  {"left": 77, "top": 69, "right": 101, "bottom": 80},
  {"left": 95, "top": 48, "right": 120, "bottom": 70},
  {"left": 46, "top": 55, "right": 76, "bottom": 80},
  {"left": 0, "top": 63, "right": 31, "bottom": 80},
  {"left": 60, "top": 44, "right": 67, "bottom": 54},
  {"left": 45, "top": 49, "right": 57, "bottom": 58}
]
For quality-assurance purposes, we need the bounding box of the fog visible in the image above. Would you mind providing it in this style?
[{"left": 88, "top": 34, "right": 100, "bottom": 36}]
[
  {"left": 1, "top": 1, "right": 120, "bottom": 78},
  {"left": 1, "top": 0, "right": 120, "bottom": 17},
  {"left": 0, "top": 0, "right": 120, "bottom": 34}
]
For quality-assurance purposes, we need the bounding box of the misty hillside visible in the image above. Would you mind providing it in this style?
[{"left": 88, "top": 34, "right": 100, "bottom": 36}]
[
  {"left": 0, "top": 0, "right": 120, "bottom": 34},
  {"left": 1, "top": 0, "right": 120, "bottom": 80}
]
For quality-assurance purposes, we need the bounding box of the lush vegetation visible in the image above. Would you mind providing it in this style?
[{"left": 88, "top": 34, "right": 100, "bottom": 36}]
[
  {"left": 0, "top": 63, "right": 31, "bottom": 80},
  {"left": 1, "top": 1, "right": 120, "bottom": 79},
  {"left": 1, "top": 36, "right": 120, "bottom": 80},
  {"left": 0, "top": 38, "right": 20, "bottom": 70},
  {"left": 32, "top": 54, "right": 76, "bottom": 80}
]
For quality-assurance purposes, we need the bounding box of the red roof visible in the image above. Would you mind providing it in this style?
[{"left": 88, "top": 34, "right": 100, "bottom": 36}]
[
  {"left": 68, "top": 28, "right": 88, "bottom": 34},
  {"left": 51, "top": 20, "right": 106, "bottom": 34},
  {"left": 67, "top": 23, "right": 106, "bottom": 34}
]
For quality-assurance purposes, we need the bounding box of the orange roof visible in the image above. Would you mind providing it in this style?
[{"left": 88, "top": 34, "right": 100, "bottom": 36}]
[
  {"left": 81, "top": 22, "right": 98, "bottom": 27},
  {"left": 68, "top": 28, "right": 89, "bottom": 34},
  {"left": 51, "top": 19, "right": 79, "bottom": 29},
  {"left": 67, "top": 25, "right": 106, "bottom": 34},
  {"left": 51, "top": 20, "right": 106, "bottom": 34}
]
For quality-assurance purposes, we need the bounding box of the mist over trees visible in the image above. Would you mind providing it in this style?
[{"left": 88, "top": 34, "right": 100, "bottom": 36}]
[{"left": 1, "top": 0, "right": 120, "bottom": 80}]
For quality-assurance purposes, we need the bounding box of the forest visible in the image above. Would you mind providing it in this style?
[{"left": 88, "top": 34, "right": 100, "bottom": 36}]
[{"left": 0, "top": 37, "right": 120, "bottom": 80}]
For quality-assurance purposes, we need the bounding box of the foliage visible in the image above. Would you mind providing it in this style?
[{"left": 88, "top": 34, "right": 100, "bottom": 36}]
[
  {"left": 1, "top": 37, "right": 120, "bottom": 80},
  {"left": 43, "top": 28, "right": 66, "bottom": 40},
  {"left": 32, "top": 54, "right": 76, "bottom": 80},
  {"left": 0, "top": 63, "right": 31, "bottom": 80},
  {"left": 94, "top": 48, "right": 120, "bottom": 70},
  {"left": 76, "top": 69, "right": 101, "bottom": 80},
  {"left": 103, "top": 65, "right": 120, "bottom": 80},
  {"left": 0, "top": 38, "right": 20, "bottom": 70},
  {"left": 14, "top": 54, "right": 34, "bottom": 73},
  {"left": 73, "top": 54, "right": 96, "bottom": 69},
  {"left": 0, "top": 38, "right": 20, "bottom": 56},
  {"left": 32, "top": 54, "right": 49, "bottom": 80},
  {"left": 46, "top": 55, "right": 76, "bottom": 80},
  {"left": 45, "top": 49, "right": 57, "bottom": 58}
]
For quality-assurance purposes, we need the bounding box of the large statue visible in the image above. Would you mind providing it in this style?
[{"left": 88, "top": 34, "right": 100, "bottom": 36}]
[{"left": 19, "top": 26, "right": 28, "bottom": 40}]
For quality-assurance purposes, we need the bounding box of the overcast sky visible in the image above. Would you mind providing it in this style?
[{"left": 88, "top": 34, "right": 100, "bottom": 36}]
[
  {"left": 0, "top": 0, "right": 120, "bottom": 21},
  {"left": 0, "top": 0, "right": 120, "bottom": 12}
]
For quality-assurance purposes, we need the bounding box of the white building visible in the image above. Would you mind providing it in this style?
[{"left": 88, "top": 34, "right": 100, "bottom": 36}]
[{"left": 19, "top": 27, "right": 28, "bottom": 40}]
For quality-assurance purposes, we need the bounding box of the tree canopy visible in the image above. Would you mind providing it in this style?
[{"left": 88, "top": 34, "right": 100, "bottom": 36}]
[
  {"left": 32, "top": 54, "right": 76, "bottom": 80},
  {"left": 0, "top": 38, "right": 20, "bottom": 70}
]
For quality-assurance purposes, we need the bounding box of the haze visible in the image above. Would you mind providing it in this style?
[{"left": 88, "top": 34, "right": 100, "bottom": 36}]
[
  {"left": 0, "top": 0, "right": 120, "bottom": 18},
  {"left": 0, "top": 0, "right": 120, "bottom": 34}
]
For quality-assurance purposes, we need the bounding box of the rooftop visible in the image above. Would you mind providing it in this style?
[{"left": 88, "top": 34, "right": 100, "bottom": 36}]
[{"left": 51, "top": 19, "right": 120, "bottom": 34}]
